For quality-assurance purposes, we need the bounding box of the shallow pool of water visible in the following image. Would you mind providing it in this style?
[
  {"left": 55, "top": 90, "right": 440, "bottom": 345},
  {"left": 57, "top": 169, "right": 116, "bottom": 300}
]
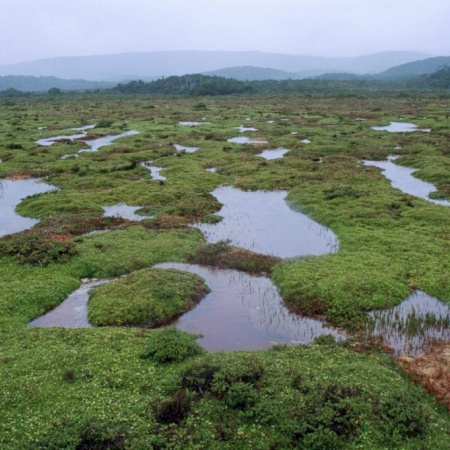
[
  {"left": 192, "top": 187, "right": 338, "bottom": 258},
  {"left": 235, "top": 125, "right": 258, "bottom": 132},
  {"left": 103, "top": 204, "right": 148, "bottom": 221},
  {"left": 371, "top": 122, "right": 431, "bottom": 133},
  {"left": 367, "top": 291, "right": 450, "bottom": 356},
  {"left": 141, "top": 163, "right": 167, "bottom": 180},
  {"left": 206, "top": 168, "right": 217, "bottom": 173},
  {"left": 155, "top": 263, "right": 344, "bottom": 351},
  {"left": 28, "top": 279, "right": 109, "bottom": 328},
  {"left": 37, "top": 132, "right": 87, "bottom": 147},
  {"left": 173, "top": 144, "right": 199, "bottom": 153},
  {"left": 227, "top": 137, "right": 268, "bottom": 144},
  {"left": 37, "top": 127, "right": 139, "bottom": 153},
  {"left": 301, "top": 139, "right": 311, "bottom": 144},
  {"left": 256, "top": 148, "right": 289, "bottom": 160},
  {"left": 363, "top": 156, "right": 450, "bottom": 206},
  {"left": 179, "top": 121, "right": 210, "bottom": 127},
  {"left": 0, "top": 178, "right": 56, "bottom": 236},
  {"left": 78, "top": 130, "right": 139, "bottom": 153},
  {"left": 36, "top": 124, "right": 95, "bottom": 146}
]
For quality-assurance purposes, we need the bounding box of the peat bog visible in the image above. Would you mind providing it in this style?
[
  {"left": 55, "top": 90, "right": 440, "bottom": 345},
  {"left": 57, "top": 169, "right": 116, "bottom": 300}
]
[{"left": 1, "top": 93, "right": 450, "bottom": 448}]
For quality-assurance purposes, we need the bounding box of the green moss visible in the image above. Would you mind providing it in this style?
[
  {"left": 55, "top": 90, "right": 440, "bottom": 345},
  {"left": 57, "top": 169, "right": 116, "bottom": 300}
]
[
  {"left": 73, "top": 226, "right": 203, "bottom": 277},
  {"left": 0, "top": 330, "right": 448, "bottom": 449},
  {"left": 88, "top": 268, "right": 209, "bottom": 326}
]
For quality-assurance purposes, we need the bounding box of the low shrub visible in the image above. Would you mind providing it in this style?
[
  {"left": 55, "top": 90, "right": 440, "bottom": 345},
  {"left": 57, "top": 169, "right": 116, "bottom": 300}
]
[
  {"left": 153, "top": 389, "right": 191, "bottom": 425},
  {"left": 180, "top": 361, "right": 221, "bottom": 394},
  {"left": 95, "top": 119, "right": 114, "bottom": 128},
  {"left": 30, "top": 418, "right": 128, "bottom": 450},
  {"left": 190, "top": 240, "right": 280, "bottom": 275},
  {"left": 141, "top": 327, "right": 203, "bottom": 363},
  {"left": 0, "top": 233, "right": 77, "bottom": 266}
]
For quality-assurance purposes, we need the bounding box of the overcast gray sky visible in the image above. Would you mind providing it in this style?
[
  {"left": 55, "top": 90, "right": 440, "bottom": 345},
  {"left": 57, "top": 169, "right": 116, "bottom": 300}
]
[{"left": 1, "top": 0, "right": 449, "bottom": 65}]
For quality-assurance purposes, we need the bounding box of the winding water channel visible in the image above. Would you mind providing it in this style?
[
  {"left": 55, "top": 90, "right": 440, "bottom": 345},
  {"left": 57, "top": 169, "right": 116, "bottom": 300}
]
[
  {"left": 37, "top": 125, "right": 139, "bottom": 154},
  {"left": 363, "top": 156, "right": 450, "bottom": 207},
  {"left": 28, "top": 279, "right": 110, "bottom": 328}
]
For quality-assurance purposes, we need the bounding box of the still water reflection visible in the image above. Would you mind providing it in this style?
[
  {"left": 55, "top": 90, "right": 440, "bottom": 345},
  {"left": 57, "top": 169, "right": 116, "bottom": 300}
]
[
  {"left": 193, "top": 187, "right": 338, "bottom": 258},
  {"left": 155, "top": 263, "right": 344, "bottom": 351}
]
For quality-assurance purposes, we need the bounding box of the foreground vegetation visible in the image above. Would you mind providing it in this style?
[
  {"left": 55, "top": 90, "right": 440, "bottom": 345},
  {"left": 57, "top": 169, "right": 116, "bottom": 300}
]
[{"left": 0, "top": 92, "right": 449, "bottom": 448}]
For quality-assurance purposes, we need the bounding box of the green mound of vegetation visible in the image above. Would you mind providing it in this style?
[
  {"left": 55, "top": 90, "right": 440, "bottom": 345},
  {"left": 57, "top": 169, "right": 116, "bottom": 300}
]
[
  {"left": 88, "top": 268, "right": 209, "bottom": 327},
  {"left": 0, "top": 232, "right": 77, "bottom": 266},
  {"left": 141, "top": 326, "right": 204, "bottom": 363}
]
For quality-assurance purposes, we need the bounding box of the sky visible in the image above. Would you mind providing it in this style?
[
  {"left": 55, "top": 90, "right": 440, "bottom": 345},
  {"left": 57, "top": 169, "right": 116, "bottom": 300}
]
[{"left": 1, "top": 0, "right": 449, "bottom": 65}]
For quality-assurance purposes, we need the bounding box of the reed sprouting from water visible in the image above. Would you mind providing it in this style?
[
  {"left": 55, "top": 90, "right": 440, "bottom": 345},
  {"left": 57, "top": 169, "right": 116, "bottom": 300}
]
[{"left": 366, "top": 292, "right": 450, "bottom": 356}]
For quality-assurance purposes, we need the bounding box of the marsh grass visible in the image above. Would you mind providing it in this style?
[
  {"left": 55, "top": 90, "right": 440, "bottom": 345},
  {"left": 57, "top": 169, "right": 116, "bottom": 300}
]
[
  {"left": 189, "top": 239, "right": 281, "bottom": 275},
  {"left": 1, "top": 93, "right": 450, "bottom": 448}
]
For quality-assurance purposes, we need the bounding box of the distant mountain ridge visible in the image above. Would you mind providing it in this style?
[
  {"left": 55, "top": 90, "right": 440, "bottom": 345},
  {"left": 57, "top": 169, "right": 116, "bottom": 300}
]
[
  {"left": 374, "top": 56, "right": 450, "bottom": 79},
  {"left": 0, "top": 50, "right": 431, "bottom": 81},
  {"left": 205, "top": 66, "right": 305, "bottom": 80},
  {"left": 0, "top": 75, "right": 114, "bottom": 92}
]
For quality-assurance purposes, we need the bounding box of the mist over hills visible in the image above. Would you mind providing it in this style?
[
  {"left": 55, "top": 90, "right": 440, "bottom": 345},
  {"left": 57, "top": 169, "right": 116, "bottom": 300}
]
[
  {"left": 1, "top": 51, "right": 449, "bottom": 93},
  {"left": 0, "top": 50, "right": 431, "bottom": 82},
  {"left": 205, "top": 66, "right": 306, "bottom": 81},
  {"left": 374, "top": 56, "right": 450, "bottom": 79},
  {"left": 0, "top": 75, "right": 114, "bottom": 92}
]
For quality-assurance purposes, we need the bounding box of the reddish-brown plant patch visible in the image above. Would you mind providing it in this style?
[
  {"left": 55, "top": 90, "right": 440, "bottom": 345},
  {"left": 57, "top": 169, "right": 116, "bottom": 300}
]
[{"left": 397, "top": 343, "right": 450, "bottom": 411}]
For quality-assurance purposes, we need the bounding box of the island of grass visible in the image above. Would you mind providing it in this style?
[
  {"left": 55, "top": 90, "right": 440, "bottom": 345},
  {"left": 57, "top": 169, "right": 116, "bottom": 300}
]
[{"left": 88, "top": 268, "right": 209, "bottom": 327}]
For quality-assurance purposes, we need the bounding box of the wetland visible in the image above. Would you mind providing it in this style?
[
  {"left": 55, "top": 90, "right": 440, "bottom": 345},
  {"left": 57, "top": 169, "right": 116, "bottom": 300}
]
[{"left": 1, "top": 93, "right": 450, "bottom": 448}]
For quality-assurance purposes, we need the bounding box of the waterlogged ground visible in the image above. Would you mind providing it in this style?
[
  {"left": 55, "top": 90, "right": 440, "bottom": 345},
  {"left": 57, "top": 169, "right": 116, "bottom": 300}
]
[
  {"left": 367, "top": 290, "right": 450, "bottom": 356},
  {"left": 1, "top": 93, "right": 450, "bottom": 448}
]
